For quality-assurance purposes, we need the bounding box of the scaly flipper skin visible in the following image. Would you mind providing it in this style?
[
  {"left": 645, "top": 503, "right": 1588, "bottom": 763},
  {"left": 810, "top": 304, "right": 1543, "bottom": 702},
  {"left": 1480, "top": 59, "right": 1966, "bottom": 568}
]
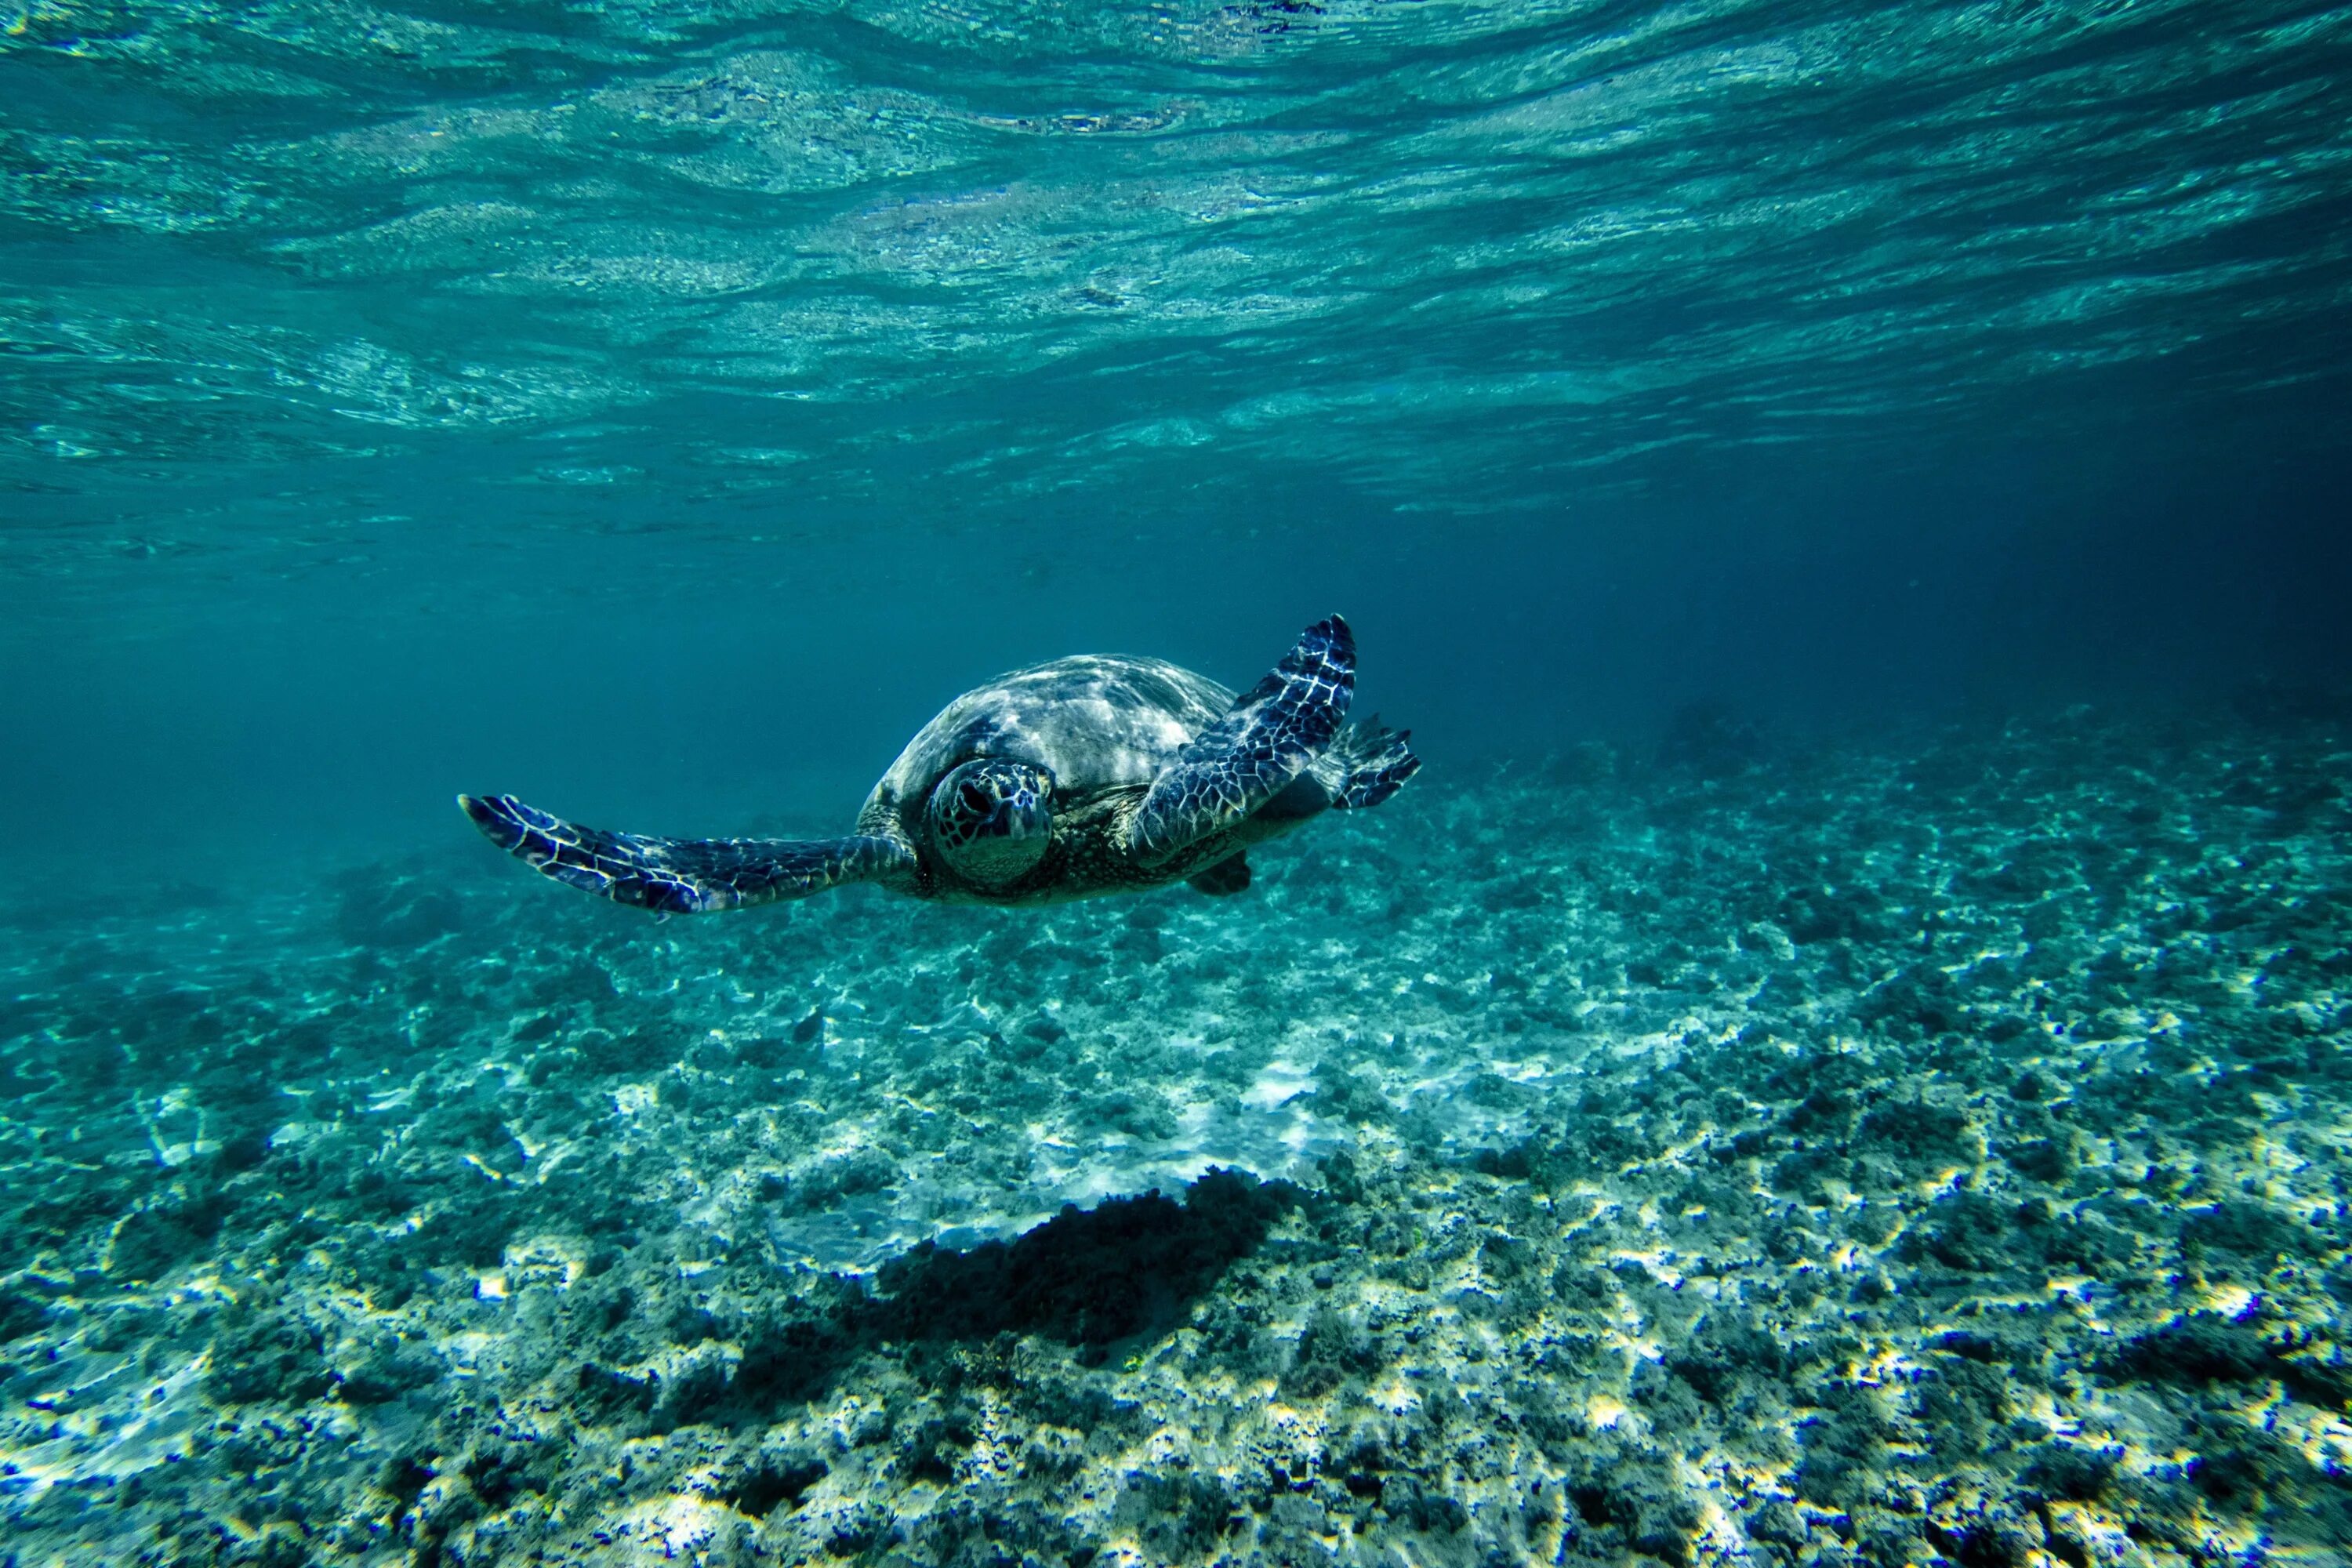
[
  {"left": 1129, "top": 615, "right": 1356, "bottom": 865},
  {"left": 458, "top": 794, "right": 914, "bottom": 914}
]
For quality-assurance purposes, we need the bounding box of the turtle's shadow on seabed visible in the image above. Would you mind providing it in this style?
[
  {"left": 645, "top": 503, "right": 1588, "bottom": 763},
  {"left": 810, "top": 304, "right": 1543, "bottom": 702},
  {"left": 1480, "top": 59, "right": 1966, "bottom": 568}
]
[
  {"left": 589, "top": 1167, "right": 1305, "bottom": 1433},
  {"left": 866, "top": 1166, "right": 1301, "bottom": 1361}
]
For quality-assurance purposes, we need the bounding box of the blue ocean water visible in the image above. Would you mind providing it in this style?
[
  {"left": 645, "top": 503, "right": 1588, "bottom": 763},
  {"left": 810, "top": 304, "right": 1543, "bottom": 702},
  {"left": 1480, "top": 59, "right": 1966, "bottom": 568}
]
[{"left": 4, "top": 1, "right": 2352, "bottom": 1563}]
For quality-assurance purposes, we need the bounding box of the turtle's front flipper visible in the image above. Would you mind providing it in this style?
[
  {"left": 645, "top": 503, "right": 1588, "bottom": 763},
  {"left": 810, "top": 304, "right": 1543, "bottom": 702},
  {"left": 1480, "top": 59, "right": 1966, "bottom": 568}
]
[
  {"left": 1130, "top": 615, "right": 1354, "bottom": 863},
  {"left": 459, "top": 795, "right": 913, "bottom": 915}
]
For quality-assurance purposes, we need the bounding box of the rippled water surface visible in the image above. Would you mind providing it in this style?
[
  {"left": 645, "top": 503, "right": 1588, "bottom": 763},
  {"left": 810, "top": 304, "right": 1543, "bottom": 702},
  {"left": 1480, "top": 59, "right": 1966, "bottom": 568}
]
[{"left": 8, "top": 0, "right": 2350, "bottom": 582}]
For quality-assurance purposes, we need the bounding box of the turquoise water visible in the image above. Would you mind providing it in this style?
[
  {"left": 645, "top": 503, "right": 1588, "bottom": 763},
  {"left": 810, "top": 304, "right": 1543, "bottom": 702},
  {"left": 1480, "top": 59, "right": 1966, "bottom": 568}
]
[{"left": 5, "top": 1, "right": 2352, "bottom": 1563}]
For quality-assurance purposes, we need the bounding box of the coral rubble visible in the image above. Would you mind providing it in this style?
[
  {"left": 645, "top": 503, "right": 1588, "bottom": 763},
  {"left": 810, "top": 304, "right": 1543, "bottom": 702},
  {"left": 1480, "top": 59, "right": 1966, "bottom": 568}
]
[{"left": 2, "top": 700, "right": 2349, "bottom": 1565}]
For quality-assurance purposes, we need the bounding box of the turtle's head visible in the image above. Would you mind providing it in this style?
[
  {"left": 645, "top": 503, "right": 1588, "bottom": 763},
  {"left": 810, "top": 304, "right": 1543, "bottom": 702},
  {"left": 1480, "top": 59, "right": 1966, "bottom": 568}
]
[{"left": 925, "top": 758, "right": 1055, "bottom": 887}]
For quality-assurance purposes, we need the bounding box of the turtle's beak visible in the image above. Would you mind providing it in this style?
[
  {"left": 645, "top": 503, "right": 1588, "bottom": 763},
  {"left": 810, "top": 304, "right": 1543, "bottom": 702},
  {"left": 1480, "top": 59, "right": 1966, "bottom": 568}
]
[
  {"left": 1004, "top": 794, "right": 1046, "bottom": 833},
  {"left": 988, "top": 771, "right": 1051, "bottom": 840}
]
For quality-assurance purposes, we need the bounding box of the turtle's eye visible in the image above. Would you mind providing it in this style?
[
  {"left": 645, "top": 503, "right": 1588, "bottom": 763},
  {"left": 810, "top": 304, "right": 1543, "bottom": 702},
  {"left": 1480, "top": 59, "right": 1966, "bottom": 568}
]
[{"left": 960, "top": 781, "right": 993, "bottom": 815}]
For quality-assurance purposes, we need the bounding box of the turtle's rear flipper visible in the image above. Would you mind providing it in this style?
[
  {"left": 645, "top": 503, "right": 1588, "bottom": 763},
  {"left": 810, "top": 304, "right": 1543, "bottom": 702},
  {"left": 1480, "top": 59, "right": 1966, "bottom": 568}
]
[
  {"left": 1130, "top": 615, "right": 1354, "bottom": 863},
  {"left": 1330, "top": 714, "right": 1421, "bottom": 810},
  {"left": 1187, "top": 854, "right": 1253, "bottom": 897},
  {"left": 459, "top": 794, "right": 913, "bottom": 915}
]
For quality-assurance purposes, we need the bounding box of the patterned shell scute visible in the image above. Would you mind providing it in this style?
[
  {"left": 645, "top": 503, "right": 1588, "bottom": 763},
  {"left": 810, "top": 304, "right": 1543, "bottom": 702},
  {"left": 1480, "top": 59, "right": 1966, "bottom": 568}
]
[{"left": 868, "top": 655, "right": 1235, "bottom": 815}]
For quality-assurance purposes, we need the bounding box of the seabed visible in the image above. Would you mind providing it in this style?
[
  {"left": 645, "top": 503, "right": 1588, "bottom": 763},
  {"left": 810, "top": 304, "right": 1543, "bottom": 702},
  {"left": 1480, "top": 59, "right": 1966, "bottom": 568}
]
[{"left": 3, "top": 698, "right": 2349, "bottom": 1566}]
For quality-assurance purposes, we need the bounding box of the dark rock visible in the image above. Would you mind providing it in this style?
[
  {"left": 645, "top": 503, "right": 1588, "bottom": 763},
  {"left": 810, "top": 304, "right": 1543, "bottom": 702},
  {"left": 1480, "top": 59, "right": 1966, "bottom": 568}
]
[
  {"left": 826, "top": 1501, "right": 897, "bottom": 1555},
  {"left": 205, "top": 1303, "right": 331, "bottom": 1406},
  {"left": 1749, "top": 1497, "right": 1809, "bottom": 1547},
  {"left": 404, "top": 1191, "right": 519, "bottom": 1269},
  {"left": 0, "top": 1289, "right": 52, "bottom": 1343},
  {"left": 1664, "top": 1315, "right": 1790, "bottom": 1406},
  {"left": 1284, "top": 1307, "right": 1380, "bottom": 1397},
  {"left": 1656, "top": 699, "right": 1764, "bottom": 780},
  {"left": 575, "top": 1361, "right": 659, "bottom": 1422},
  {"left": 1898, "top": 1193, "right": 2014, "bottom": 1275},
  {"left": 1379, "top": 1473, "right": 1468, "bottom": 1534},
  {"left": 2106, "top": 1314, "right": 2352, "bottom": 1408},
  {"left": 1115, "top": 1471, "right": 1237, "bottom": 1559},
  {"left": 1795, "top": 1382, "right": 1894, "bottom": 1508},
  {"left": 2005, "top": 1136, "right": 2074, "bottom": 1183},
  {"left": 336, "top": 1336, "right": 444, "bottom": 1405},
  {"left": 2020, "top": 1443, "right": 2120, "bottom": 1503},
  {"left": 1855, "top": 1098, "right": 1971, "bottom": 1165},
  {"left": 2182, "top": 1200, "right": 2321, "bottom": 1261},
  {"left": 724, "top": 1452, "right": 827, "bottom": 1518},
  {"left": 334, "top": 869, "right": 466, "bottom": 949},
  {"left": 464, "top": 1438, "right": 558, "bottom": 1508},
  {"left": 108, "top": 1191, "right": 230, "bottom": 1281}
]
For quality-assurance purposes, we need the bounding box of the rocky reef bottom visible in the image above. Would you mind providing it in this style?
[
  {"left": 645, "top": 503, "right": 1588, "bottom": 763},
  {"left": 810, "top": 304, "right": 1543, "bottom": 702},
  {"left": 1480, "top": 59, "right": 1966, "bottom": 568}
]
[{"left": 3, "top": 695, "right": 2350, "bottom": 1567}]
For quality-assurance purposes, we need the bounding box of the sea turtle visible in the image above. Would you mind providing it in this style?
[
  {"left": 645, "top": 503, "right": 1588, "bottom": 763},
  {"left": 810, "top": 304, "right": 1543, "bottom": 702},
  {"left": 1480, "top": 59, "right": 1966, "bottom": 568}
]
[{"left": 459, "top": 615, "right": 1420, "bottom": 913}]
